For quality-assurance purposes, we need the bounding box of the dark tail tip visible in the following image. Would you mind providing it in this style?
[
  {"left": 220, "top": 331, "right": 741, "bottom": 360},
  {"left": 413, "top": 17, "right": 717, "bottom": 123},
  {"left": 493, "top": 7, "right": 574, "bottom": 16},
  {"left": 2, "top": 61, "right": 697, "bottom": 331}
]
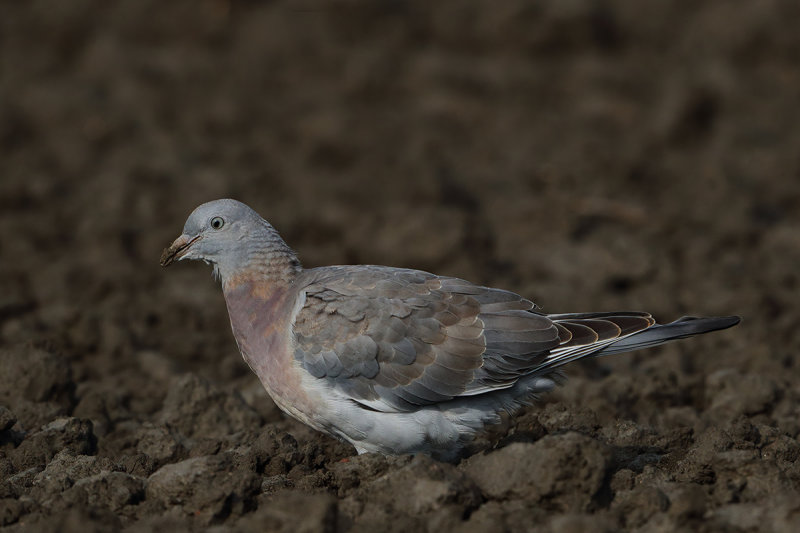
[
  {"left": 673, "top": 315, "right": 741, "bottom": 332},
  {"left": 594, "top": 314, "right": 740, "bottom": 357}
]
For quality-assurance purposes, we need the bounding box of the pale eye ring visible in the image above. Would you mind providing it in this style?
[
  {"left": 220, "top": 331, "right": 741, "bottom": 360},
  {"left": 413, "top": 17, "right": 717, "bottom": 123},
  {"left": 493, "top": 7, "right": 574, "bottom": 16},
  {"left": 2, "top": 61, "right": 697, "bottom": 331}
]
[{"left": 210, "top": 216, "right": 225, "bottom": 230}]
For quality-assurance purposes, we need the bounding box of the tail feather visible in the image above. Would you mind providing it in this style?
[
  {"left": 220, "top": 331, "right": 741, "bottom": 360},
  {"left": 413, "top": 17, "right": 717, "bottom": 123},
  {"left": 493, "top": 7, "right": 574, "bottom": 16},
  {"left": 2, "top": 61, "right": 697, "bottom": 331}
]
[
  {"left": 539, "top": 314, "right": 740, "bottom": 371},
  {"left": 593, "top": 315, "right": 740, "bottom": 357}
]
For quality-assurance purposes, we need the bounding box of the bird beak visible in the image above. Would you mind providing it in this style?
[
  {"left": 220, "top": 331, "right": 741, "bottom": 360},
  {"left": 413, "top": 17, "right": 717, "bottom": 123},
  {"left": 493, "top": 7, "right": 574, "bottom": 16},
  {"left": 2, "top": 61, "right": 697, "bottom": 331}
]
[{"left": 160, "top": 234, "right": 201, "bottom": 267}]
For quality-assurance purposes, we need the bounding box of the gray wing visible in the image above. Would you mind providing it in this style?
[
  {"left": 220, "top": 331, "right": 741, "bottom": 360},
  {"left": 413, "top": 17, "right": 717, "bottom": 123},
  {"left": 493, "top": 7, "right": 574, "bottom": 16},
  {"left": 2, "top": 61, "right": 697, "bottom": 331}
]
[{"left": 292, "top": 266, "right": 654, "bottom": 412}]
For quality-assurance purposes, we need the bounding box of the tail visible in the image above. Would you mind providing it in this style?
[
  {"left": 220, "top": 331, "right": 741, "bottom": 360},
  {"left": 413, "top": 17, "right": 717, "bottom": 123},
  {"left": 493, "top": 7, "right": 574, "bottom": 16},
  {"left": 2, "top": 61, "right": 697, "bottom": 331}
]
[
  {"left": 539, "top": 313, "right": 740, "bottom": 371},
  {"left": 593, "top": 315, "right": 740, "bottom": 356}
]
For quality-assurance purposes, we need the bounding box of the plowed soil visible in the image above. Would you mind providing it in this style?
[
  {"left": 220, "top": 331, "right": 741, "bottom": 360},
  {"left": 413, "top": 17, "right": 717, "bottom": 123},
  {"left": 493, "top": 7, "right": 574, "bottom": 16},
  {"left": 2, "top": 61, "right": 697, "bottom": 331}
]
[{"left": 2, "top": 1, "right": 799, "bottom": 531}]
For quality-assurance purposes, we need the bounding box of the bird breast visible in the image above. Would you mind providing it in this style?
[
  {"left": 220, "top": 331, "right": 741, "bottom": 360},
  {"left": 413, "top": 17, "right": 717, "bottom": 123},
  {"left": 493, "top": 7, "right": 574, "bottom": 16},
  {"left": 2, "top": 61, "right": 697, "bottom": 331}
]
[{"left": 222, "top": 280, "right": 321, "bottom": 424}]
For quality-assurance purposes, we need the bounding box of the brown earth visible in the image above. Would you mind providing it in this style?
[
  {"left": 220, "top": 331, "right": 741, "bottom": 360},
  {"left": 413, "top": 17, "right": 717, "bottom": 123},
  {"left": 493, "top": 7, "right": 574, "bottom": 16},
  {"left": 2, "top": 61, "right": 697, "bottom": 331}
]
[{"left": 1, "top": 1, "right": 799, "bottom": 531}]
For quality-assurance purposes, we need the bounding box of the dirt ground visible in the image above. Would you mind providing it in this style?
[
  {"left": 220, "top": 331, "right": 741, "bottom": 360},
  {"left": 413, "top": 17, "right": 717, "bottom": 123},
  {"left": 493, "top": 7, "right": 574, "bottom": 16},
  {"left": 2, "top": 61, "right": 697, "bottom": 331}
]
[{"left": 2, "top": 0, "right": 799, "bottom": 531}]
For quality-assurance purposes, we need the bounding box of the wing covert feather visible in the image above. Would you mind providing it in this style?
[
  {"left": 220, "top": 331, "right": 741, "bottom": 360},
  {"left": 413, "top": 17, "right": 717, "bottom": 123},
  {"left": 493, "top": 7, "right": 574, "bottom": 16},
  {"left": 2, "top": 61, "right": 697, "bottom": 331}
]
[
  {"left": 291, "top": 266, "right": 658, "bottom": 412},
  {"left": 292, "top": 266, "right": 562, "bottom": 410}
]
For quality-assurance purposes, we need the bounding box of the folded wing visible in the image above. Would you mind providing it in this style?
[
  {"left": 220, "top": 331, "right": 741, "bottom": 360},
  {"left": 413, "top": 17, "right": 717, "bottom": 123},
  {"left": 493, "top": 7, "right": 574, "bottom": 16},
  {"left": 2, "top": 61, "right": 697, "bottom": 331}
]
[{"left": 292, "top": 266, "right": 664, "bottom": 412}]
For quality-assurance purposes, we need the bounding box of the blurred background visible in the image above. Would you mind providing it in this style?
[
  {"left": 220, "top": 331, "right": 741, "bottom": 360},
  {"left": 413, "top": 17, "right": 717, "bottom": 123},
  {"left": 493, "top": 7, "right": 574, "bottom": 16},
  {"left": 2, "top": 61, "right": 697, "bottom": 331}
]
[{"left": 1, "top": 0, "right": 799, "bottom": 530}]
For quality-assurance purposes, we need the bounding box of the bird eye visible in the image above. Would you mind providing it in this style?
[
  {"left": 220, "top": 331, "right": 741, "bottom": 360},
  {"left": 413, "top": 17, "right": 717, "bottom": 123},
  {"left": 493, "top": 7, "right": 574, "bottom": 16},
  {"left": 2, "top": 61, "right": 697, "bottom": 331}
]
[{"left": 210, "top": 216, "right": 225, "bottom": 230}]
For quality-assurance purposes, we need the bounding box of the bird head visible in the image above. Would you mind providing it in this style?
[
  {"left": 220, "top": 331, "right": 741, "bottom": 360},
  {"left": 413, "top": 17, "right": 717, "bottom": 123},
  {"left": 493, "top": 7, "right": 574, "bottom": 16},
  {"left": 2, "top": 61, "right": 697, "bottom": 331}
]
[
  {"left": 161, "top": 198, "right": 301, "bottom": 287},
  {"left": 159, "top": 198, "right": 264, "bottom": 269}
]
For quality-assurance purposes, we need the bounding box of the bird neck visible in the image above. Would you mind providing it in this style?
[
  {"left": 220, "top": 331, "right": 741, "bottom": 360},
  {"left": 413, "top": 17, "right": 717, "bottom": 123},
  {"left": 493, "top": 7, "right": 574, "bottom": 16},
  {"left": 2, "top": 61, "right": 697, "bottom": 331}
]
[{"left": 218, "top": 224, "right": 302, "bottom": 291}]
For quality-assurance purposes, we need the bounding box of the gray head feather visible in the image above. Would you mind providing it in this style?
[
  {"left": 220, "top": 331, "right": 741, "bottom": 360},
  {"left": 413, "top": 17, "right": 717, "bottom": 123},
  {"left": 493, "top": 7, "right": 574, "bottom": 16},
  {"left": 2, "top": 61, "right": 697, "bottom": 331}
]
[{"left": 161, "top": 199, "right": 300, "bottom": 285}]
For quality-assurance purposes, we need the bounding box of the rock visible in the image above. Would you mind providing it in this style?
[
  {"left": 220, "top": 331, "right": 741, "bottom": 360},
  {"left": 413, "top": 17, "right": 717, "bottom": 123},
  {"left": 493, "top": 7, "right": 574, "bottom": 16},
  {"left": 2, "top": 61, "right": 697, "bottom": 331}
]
[
  {"left": 146, "top": 455, "right": 260, "bottom": 523},
  {"left": 345, "top": 500, "right": 425, "bottom": 533},
  {"left": 710, "top": 497, "right": 800, "bottom": 532},
  {"left": 158, "top": 374, "right": 263, "bottom": 441},
  {"left": 0, "top": 346, "right": 73, "bottom": 405},
  {"left": 61, "top": 471, "right": 144, "bottom": 513},
  {"left": 611, "top": 485, "right": 670, "bottom": 528},
  {"left": 535, "top": 403, "right": 601, "bottom": 435},
  {"left": 0, "top": 346, "right": 75, "bottom": 429},
  {"left": 117, "top": 515, "right": 188, "bottom": 533},
  {"left": 115, "top": 453, "right": 161, "bottom": 479},
  {"left": 71, "top": 387, "right": 127, "bottom": 438},
  {"left": 336, "top": 454, "right": 480, "bottom": 532},
  {"left": 2, "top": 507, "right": 122, "bottom": 532},
  {"left": 705, "top": 369, "right": 778, "bottom": 420},
  {"left": 355, "top": 454, "right": 481, "bottom": 516},
  {"left": 33, "top": 450, "right": 113, "bottom": 494},
  {"left": 0, "top": 498, "right": 22, "bottom": 527},
  {"left": 1, "top": 467, "right": 39, "bottom": 499},
  {"left": 663, "top": 483, "right": 707, "bottom": 521},
  {"left": 760, "top": 434, "right": 800, "bottom": 469},
  {"left": 236, "top": 492, "right": 337, "bottom": 533},
  {"left": 328, "top": 453, "right": 394, "bottom": 496},
  {"left": 0, "top": 456, "right": 13, "bottom": 481},
  {"left": 10, "top": 417, "right": 96, "bottom": 471},
  {"left": 609, "top": 469, "right": 636, "bottom": 493},
  {"left": 544, "top": 513, "right": 617, "bottom": 533},
  {"left": 0, "top": 406, "right": 16, "bottom": 432},
  {"left": 135, "top": 423, "right": 186, "bottom": 466},
  {"left": 461, "top": 500, "right": 546, "bottom": 533},
  {"left": 462, "top": 433, "right": 611, "bottom": 512}
]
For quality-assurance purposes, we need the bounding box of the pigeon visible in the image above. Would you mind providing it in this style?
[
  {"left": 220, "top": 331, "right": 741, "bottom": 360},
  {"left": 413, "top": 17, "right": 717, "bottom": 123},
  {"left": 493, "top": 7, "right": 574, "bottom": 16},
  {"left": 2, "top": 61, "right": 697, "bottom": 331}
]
[{"left": 160, "top": 199, "right": 740, "bottom": 461}]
